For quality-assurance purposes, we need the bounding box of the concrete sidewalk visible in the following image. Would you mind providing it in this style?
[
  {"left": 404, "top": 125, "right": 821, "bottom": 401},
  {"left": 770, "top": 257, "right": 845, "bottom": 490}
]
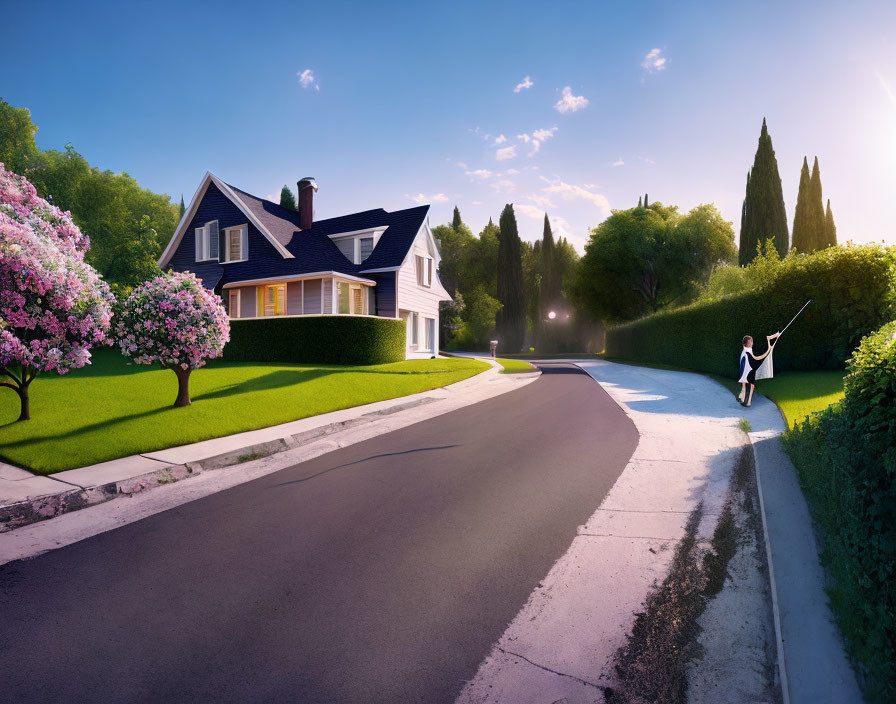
[
  {"left": 457, "top": 359, "right": 861, "bottom": 704},
  {"left": 1, "top": 359, "right": 538, "bottom": 536}
]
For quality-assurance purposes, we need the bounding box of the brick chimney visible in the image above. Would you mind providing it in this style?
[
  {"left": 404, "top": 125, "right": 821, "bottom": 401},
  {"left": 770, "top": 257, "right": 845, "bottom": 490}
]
[{"left": 297, "top": 177, "right": 317, "bottom": 230}]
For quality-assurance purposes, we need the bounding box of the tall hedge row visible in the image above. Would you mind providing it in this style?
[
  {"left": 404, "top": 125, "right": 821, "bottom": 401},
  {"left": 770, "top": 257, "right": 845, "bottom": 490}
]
[
  {"left": 605, "top": 245, "right": 896, "bottom": 376},
  {"left": 783, "top": 322, "right": 896, "bottom": 702},
  {"left": 222, "top": 316, "right": 406, "bottom": 365}
]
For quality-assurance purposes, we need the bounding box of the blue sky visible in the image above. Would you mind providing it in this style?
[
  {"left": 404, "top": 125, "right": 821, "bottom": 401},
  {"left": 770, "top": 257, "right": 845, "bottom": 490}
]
[{"left": 3, "top": 0, "right": 895, "bottom": 251}]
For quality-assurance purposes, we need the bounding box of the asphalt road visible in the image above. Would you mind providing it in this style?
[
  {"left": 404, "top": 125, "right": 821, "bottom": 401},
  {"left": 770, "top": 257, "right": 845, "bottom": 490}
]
[{"left": 0, "top": 363, "right": 638, "bottom": 704}]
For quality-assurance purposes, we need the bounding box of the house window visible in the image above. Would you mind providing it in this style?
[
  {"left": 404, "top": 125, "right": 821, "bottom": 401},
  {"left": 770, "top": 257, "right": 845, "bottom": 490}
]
[
  {"left": 352, "top": 286, "right": 364, "bottom": 315},
  {"left": 410, "top": 312, "right": 419, "bottom": 346},
  {"left": 338, "top": 282, "right": 351, "bottom": 314},
  {"left": 194, "top": 220, "right": 219, "bottom": 261},
  {"left": 222, "top": 225, "right": 246, "bottom": 262},
  {"left": 335, "top": 238, "right": 355, "bottom": 262},
  {"left": 256, "top": 283, "right": 286, "bottom": 317},
  {"left": 359, "top": 237, "right": 374, "bottom": 263},
  {"left": 228, "top": 290, "right": 241, "bottom": 318},
  {"left": 416, "top": 255, "right": 432, "bottom": 287}
]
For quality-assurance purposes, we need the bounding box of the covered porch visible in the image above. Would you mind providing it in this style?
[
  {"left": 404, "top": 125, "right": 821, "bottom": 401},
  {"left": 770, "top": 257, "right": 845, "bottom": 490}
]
[{"left": 223, "top": 272, "right": 376, "bottom": 319}]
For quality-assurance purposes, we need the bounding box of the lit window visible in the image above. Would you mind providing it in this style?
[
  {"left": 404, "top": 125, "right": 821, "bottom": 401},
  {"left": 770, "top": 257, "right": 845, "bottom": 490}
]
[{"left": 257, "top": 284, "right": 286, "bottom": 316}]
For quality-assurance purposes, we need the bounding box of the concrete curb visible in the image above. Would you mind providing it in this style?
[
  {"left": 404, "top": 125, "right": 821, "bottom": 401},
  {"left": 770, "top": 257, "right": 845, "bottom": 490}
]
[
  {"left": 749, "top": 438, "right": 791, "bottom": 704},
  {"left": 1, "top": 361, "right": 538, "bottom": 534}
]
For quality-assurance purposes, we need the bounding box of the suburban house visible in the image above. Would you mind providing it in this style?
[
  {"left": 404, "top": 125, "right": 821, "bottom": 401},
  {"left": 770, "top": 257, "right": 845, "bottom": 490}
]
[{"left": 158, "top": 173, "right": 452, "bottom": 357}]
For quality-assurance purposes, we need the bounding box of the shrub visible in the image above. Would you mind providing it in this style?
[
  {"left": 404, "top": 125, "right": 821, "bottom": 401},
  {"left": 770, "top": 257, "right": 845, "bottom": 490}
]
[
  {"left": 606, "top": 244, "right": 896, "bottom": 376},
  {"left": 783, "top": 321, "right": 896, "bottom": 702},
  {"left": 222, "top": 315, "right": 406, "bottom": 365}
]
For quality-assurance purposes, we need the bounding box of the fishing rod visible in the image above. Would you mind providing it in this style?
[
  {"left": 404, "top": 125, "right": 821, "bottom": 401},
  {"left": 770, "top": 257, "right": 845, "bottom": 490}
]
[{"left": 776, "top": 299, "right": 812, "bottom": 337}]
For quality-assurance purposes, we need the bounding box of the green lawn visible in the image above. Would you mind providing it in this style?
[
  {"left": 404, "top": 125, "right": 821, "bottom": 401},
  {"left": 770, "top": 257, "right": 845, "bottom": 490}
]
[
  {"left": 0, "top": 350, "right": 489, "bottom": 474},
  {"left": 495, "top": 358, "right": 537, "bottom": 374},
  {"left": 711, "top": 370, "right": 846, "bottom": 429}
]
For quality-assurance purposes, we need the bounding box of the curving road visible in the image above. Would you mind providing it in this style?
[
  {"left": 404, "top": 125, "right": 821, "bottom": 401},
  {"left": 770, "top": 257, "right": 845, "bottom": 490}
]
[{"left": 0, "top": 363, "right": 638, "bottom": 703}]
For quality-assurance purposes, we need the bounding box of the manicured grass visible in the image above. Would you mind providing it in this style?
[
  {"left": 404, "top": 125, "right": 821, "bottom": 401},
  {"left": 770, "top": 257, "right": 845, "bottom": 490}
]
[
  {"left": 495, "top": 358, "right": 537, "bottom": 374},
  {"left": 0, "top": 350, "right": 489, "bottom": 474},
  {"left": 600, "top": 354, "right": 846, "bottom": 429},
  {"left": 709, "top": 371, "right": 846, "bottom": 429}
]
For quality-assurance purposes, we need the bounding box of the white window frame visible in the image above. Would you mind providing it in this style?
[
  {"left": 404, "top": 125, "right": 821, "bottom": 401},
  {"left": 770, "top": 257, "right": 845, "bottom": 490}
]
[
  {"left": 416, "top": 255, "right": 433, "bottom": 287},
  {"left": 410, "top": 312, "right": 419, "bottom": 346},
  {"left": 221, "top": 224, "right": 247, "bottom": 263},
  {"left": 195, "top": 220, "right": 220, "bottom": 262},
  {"left": 228, "top": 289, "right": 241, "bottom": 318}
]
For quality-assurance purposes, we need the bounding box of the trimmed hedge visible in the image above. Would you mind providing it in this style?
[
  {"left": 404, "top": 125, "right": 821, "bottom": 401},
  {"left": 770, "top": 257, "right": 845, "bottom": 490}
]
[
  {"left": 222, "top": 315, "right": 406, "bottom": 365},
  {"left": 605, "top": 245, "right": 896, "bottom": 376},
  {"left": 783, "top": 321, "right": 896, "bottom": 702}
]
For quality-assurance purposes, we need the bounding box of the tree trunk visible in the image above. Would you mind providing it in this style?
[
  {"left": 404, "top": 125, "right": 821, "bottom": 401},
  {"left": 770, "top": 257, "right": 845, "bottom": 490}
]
[
  {"left": 17, "top": 386, "right": 30, "bottom": 421},
  {"left": 172, "top": 367, "right": 192, "bottom": 407}
]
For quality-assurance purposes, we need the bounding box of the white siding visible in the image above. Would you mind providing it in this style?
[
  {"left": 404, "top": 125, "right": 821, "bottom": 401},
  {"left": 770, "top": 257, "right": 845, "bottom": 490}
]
[{"left": 396, "top": 238, "right": 445, "bottom": 322}]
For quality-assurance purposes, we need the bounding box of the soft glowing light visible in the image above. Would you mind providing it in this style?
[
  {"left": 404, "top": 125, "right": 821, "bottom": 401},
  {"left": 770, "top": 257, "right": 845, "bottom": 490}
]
[{"left": 548, "top": 311, "right": 557, "bottom": 320}]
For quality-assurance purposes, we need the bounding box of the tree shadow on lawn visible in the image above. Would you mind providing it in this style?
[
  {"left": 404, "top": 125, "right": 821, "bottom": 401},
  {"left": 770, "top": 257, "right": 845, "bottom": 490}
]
[
  {"left": 0, "top": 368, "right": 336, "bottom": 454},
  {"left": 191, "top": 368, "right": 335, "bottom": 402}
]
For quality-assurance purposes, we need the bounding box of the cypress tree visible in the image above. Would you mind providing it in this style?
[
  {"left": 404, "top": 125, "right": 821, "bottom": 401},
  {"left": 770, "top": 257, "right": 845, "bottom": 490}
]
[
  {"left": 644, "top": 193, "right": 649, "bottom": 208},
  {"left": 178, "top": 195, "right": 185, "bottom": 219},
  {"left": 637, "top": 196, "right": 642, "bottom": 208},
  {"left": 791, "top": 157, "right": 812, "bottom": 253},
  {"left": 280, "top": 185, "right": 297, "bottom": 211},
  {"left": 808, "top": 156, "right": 825, "bottom": 251},
  {"left": 824, "top": 199, "right": 837, "bottom": 248},
  {"left": 541, "top": 213, "right": 559, "bottom": 309},
  {"left": 451, "top": 205, "right": 462, "bottom": 232},
  {"left": 496, "top": 204, "right": 526, "bottom": 352},
  {"left": 739, "top": 118, "right": 789, "bottom": 265}
]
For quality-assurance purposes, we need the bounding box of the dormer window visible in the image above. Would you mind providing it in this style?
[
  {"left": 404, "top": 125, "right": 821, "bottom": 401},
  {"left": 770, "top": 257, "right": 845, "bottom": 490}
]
[{"left": 330, "top": 227, "right": 386, "bottom": 264}]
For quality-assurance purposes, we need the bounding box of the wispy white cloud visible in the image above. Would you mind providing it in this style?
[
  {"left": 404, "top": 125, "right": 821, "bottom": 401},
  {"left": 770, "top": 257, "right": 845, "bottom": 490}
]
[
  {"left": 490, "top": 179, "right": 516, "bottom": 194},
  {"left": 515, "top": 203, "right": 546, "bottom": 220},
  {"left": 516, "top": 126, "right": 558, "bottom": 154},
  {"left": 514, "top": 75, "right": 534, "bottom": 93},
  {"left": 611, "top": 157, "right": 624, "bottom": 167},
  {"left": 554, "top": 86, "right": 589, "bottom": 114},
  {"left": 297, "top": 68, "right": 319, "bottom": 91},
  {"left": 406, "top": 193, "right": 449, "bottom": 205},
  {"left": 472, "top": 200, "right": 482, "bottom": 205},
  {"left": 638, "top": 156, "right": 656, "bottom": 165},
  {"left": 496, "top": 145, "right": 517, "bottom": 161},
  {"left": 540, "top": 176, "right": 610, "bottom": 215},
  {"left": 466, "top": 169, "right": 494, "bottom": 179},
  {"left": 494, "top": 134, "right": 508, "bottom": 145},
  {"left": 524, "top": 193, "right": 556, "bottom": 209},
  {"left": 505, "top": 168, "right": 519, "bottom": 175},
  {"left": 641, "top": 48, "right": 667, "bottom": 75},
  {"left": 470, "top": 126, "right": 494, "bottom": 142}
]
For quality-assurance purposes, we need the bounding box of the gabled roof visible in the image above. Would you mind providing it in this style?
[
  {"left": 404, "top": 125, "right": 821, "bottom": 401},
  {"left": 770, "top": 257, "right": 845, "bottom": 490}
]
[{"left": 159, "top": 172, "right": 431, "bottom": 277}]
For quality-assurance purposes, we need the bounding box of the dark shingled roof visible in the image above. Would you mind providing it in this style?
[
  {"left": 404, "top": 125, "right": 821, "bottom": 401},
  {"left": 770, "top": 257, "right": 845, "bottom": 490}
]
[{"left": 227, "top": 183, "right": 429, "bottom": 275}]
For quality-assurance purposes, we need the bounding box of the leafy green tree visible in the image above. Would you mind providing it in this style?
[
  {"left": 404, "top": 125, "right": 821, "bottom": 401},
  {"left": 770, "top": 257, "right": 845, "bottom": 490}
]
[
  {"left": 280, "top": 184, "right": 297, "bottom": 211},
  {"left": 740, "top": 118, "right": 789, "bottom": 264},
  {"left": 792, "top": 157, "right": 812, "bottom": 253},
  {"left": 824, "top": 199, "right": 837, "bottom": 247},
  {"left": 575, "top": 202, "right": 736, "bottom": 323},
  {"left": 0, "top": 99, "right": 38, "bottom": 174},
  {"left": 808, "top": 156, "right": 826, "bottom": 250},
  {"left": 463, "top": 286, "right": 503, "bottom": 345},
  {"left": 433, "top": 206, "right": 474, "bottom": 295},
  {"left": 0, "top": 100, "right": 178, "bottom": 291},
  {"left": 451, "top": 205, "right": 463, "bottom": 231},
  {"left": 496, "top": 204, "right": 526, "bottom": 351}
]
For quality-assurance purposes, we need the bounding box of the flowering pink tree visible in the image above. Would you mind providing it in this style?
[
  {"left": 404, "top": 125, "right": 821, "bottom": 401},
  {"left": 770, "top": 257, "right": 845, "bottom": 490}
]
[
  {"left": 116, "top": 272, "right": 229, "bottom": 407},
  {"left": 0, "top": 164, "right": 114, "bottom": 421}
]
